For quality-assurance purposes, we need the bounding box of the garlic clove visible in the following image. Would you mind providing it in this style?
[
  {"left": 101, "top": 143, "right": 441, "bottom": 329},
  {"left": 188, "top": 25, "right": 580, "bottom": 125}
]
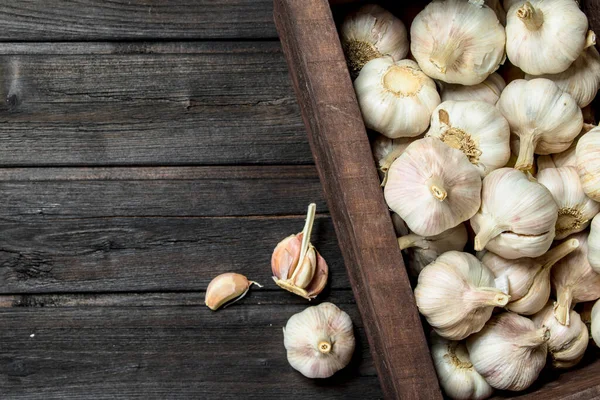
[
  {"left": 589, "top": 214, "right": 600, "bottom": 273},
  {"left": 283, "top": 302, "right": 355, "bottom": 379},
  {"left": 271, "top": 234, "right": 302, "bottom": 281},
  {"left": 466, "top": 312, "right": 549, "bottom": 391},
  {"left": 205, "top": 272, "right": 261, "bottom": 311},
  {"left": 384, "top": 137, "right": 481, "bottom": 237},
  {"left": 440, "top": 72, "right": 506, "bottom": 105},
  {"left": 592, "top": 299, "right": 600, "bottom": 346},
  {"left": 576, "top": 126, "right": 600, "bottom": 202}
]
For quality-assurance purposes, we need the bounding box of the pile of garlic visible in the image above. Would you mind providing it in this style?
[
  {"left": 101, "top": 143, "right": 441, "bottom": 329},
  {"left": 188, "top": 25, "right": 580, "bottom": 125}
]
[{"left": 344, "top": 1, "right": 600, "bottom": 398}]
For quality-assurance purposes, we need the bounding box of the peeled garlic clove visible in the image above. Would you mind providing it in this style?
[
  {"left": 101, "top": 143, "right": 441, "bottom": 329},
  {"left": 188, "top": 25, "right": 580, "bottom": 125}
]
[
  {"left": 589, "top": 214, "right": 600, "bottom": 273},
  {"left": 440, "top": 73, "right": 506, "bottom": 105},
  {"left": 482, "top": 238, "right": 579, "bottom": 315},
  {"left": 505, "top": 0, "right": 588, "bottom": 75},
  {"left": 398, "top": 224, "right": 468, "bottom": 277},
  {"left": 537, "top": 167, "right": 600, "bottom": 240},
  {"left": 552, "top": 232, "right": 600, "bottom": 325},
  {"left": 498, "top": 79, "right": 583, "bottom": 172},
  {"left": 592, "top": 299, "right": 600, "bottom": 346},
  {"left": 355, "top": 58, "right": 440, "bottom": 138},
  {"left": 205, "top": 272, "right": 261, "bottom": 311},
  {"left": 532, "top": 303, "right": 588, "bottom": 369},
  {"left": 576, "top": 126, "right": 600, "bottom": 202},
  {"left": 426, "top": 101, "right": 510, "bottom": 177},
  {"left": 467, "top": 312, "right": 549, "bottom": 391},
  {"left": 411, "top": 0, "right": 506, "bottom": 85},
  {"left": 340, "top": 4, "right": 409, "bottom": 78},
  {"left": 471, "top": 168, "right": 558, "bottom": 259},
  {"left": 283, "top": 302, "right": 355, "bottom": 379},
  {"left": 415, "top": 251, "right": 510, "bottom": 340},
  {"left": 430, "top": 332, "right": 493, "bottom": 400},
  {"left": 384, "top": 137, "right": 481, "bottom": 237}
]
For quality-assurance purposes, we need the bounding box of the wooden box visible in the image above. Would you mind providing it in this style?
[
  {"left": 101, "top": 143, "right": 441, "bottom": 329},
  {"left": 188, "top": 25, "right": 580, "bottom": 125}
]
[{"left": 274, "top": 0, "right": 600, "bottom": 399}]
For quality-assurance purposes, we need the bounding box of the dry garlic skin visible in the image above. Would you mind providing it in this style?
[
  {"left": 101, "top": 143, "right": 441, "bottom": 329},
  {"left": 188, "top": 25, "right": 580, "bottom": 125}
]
[
  {"left": 355, "top": 58, "right": 440, "bottom": 138},
  {"left": 589, "top": 214, "right": 600, "bottom": 273},
  {"left": 340, "top": 4, "right": 409, "bottom": 77},
  {"left": 576, "top": 126, "right": 600, "bottom": 202},
  {"left": 505, "top": 0, "right": 588, "bottom": 75},
  {"left": 283, "top": 302, "right": 355, "bottom": 379},
  {"left": 471, "top": 168, "right": 558, "bottom": 259},
  {"left": 427, "top": 100, "right": 510, "bottom": 177},
  {"left": 371, "top": 134, "right": 420, "bottom": 181},
  {"left": 497, "top": 79, "right": 583, "bottom": 172},
  {"left": 440, "top": 73, "right": 506, "bottom": 105},
  {"left": 592, "top": 299, "right": 600, "bottom": 346},
  {"left": 384, "top": 137, "right": 481, "bottom": 237},
  {"left": 415, "top": 251, "right": 510, "bottom": 340},
  {"left": 411, "top": 0, "right": 505, "bottom": 85}
]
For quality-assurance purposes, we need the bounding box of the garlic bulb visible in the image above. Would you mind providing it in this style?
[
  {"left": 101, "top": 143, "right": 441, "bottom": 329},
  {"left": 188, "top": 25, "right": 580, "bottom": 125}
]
[
  {"left": 384, "top": 137, "right": 481, "bottom": 236},
  {"left": 481, "top": 238, "right": 579, "bottom": 315},
  {"left": 576, "top": 126, "right": 600, "bottom": 202},
  {"left": 399, "top": 224, "right": 468, "bottom": 277},
  {"left": 471, "top": 168, "right": 558, "bottom": 259},
  {"left": 355, "top": 58, "right": 441, "bottom": 138},
  {"left": 340, "top": 4, "right": 409, "bottom": 77},
  {"left": 415, "top": 251, "right": 510, "bottom": 340},
  {"left": 497, "top": 79, "right": 583, "bottom": 172},
  {"left": 371, "top": 134, "right": 421, "bottom": 184},
  {"left": 430, "top": 332, "right": 493, "bottom": 400},
  {"left": 410, "top": 0, "right": 506, "bottom": 85},
  {"left": 588, "top": 214, "right": 600, "bottom": 273},
  {"left": 467, "top": 312, "right": 549, "bottom": 391},
  {"left": 426, "top": 100, "right": 510, "bottom": 177},
  {"left": 505, "top": 0, "right": 588, "bottom": 75},
  {"left": 440, "top": 73, "right": 506, "bottom": 105},
  {"left": 537, "top": 125, "right": 593, "bottom": 171},
  {"left": 532, "top": 303, "right": 589, "bottom": 369},
  {"left": 283, "top": 302, "right": 355, "bottom": 379},
  {"left": 592, "top": 299, "right": 600, "bottom": 346},
  {"left": 525, "top": 31, "right": 600, "bottom": 107},
  {"left": 552, "top": 232, "right": 600, "bottom": 325},
  {"left": 205, "top": 273, "right": 262, "bottom": 311},
  {"left": 537, "top": 167, "right": 600, "bottom": 240},
  {"left": 486, "top": 0, "right": 506, "bottom": 25}
]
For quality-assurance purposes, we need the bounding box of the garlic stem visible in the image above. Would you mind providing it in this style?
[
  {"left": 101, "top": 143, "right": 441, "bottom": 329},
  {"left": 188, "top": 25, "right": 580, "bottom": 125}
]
[
  {"left": 515, "top": 134, "right": 537, "bottom": 172},
  {"left": 318, "top": 340, "right": 333, "bottom": 354},
  {"left": 427, "top": 176, "right": 448, "bottom": 201},
  {"left": 465, "top": 287, "right": 510, "bottom": 307},
  {"left": 517, "top": 327, "right": 550, "bottom": 348},
  {"left": 585, "top": 30, "right": 596, "bottom": 49},
  {"left": 474, "top": 220, "right": 504, "bottom": 251},
  {"left": 293, "top": 203, "right": 316, "bottom": 281},
  {"left": 429, "top": 42, "right": 461, "bottom": 74},
  {"left": 539, "top": 239, "right": 579, "bottom": 270},
  {"left": 517, "top": 2, "right": 544, "bottom": 31},
  {"left": 397, "top": 233, "right": 422, "bottom": 250},
  {"left": 554, "top": 287, "right": 574, "bottom": 325}
]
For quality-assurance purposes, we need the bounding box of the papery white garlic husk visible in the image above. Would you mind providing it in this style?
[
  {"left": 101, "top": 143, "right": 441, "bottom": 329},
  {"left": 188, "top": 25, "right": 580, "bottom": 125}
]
[
  {"left": 471, "top": 168, "right": 558, "bottom": 259},
  {"left": 426, "top": 100, "right": 510, "bottom": 177},
  {"left": 371, "top": 134, "right": 422, "bottom": 184},
  {"left": 283, "top": 302, "right": 355, "bottom": 379},
  {"left": 466, "top": 312, "right": 549, "bottom": 391},
  {"left": 481, "top": 238, "right": 579, "bottom": 315},
  {"left": 588, "top": 214, "right": 600, "bottom": 273},
  {"left": 525, "top": 31, "right": 600, "bottom": 107},
  {"left": 410, "top": 0, "right": 506, "bottom": 85},
  {"left": 431, "top": 332, "right": 493, "bottom": 400},
  {"left": 341, "top": 4, "right": 409, "bottom": 77},
  {"left": 537, "top": 167, "right": 600, "bottom": 240},
  {"left": 576, "top": 126, "right": 600, "bottom": 202},
  {"left": 552, "top": 232, "right": 600, "bottom": 326},
  {"left": 415, "top": 251, "right": 510, "bottom": 340},
  {"left": 592, "top": 299, "right": 600, "bottom": 346},
  {"left": 497, "top": 79, "right": 583, "bottom": 172},
  {"left": 384, "top": 137, "right": 481, "bottom": 236},
  {"left": 532, "top": 302, "right": 588, "bottom": 369},
  {"left": 505, "top": 0, "right": 588, "bottom": 75},
  {"left": 440, "top": 73, "right": 506, "bottom": 105},
  {"left": 355, "top": 58, "right": 441, "bottom": 138},
  {"left": 399, "top": 224, "right": 468, "bottom": 277}
]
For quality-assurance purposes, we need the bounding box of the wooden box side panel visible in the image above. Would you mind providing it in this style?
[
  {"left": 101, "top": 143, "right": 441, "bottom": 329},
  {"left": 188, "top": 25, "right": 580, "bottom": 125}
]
[{"left": 273, "top": 1, "right": 441, "bottom": 399}]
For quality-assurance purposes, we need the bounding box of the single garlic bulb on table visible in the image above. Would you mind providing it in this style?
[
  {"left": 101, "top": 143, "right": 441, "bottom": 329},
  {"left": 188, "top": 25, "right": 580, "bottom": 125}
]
[
  {"left": 552, "top": 231, "right": 600, "bottom": 325},
  {"left": 526, "top": 31, "right": 600, "bottom": 107},
  {"left": 592, "top": 299, "right": 600, "bottom": 346},
  {"left": 415, "top": 251, "right": 510, "bottom": 340},
  {"left": 537, "top": 167, "right": 600, "bottom": 240},
  {"left": 467, "top": 312, "right": 549, "bottom": 391},
  {"left": 283, "top": 302, "right": 355, "bottom": 378},
  {"left": 354, "top": 58, "right": 441, "bottom": 138},
  {"left": 576, "top": 126, "right": 600, "bottom": 202},
  {"left": 440, "top": 73, "right": 506, "bottom": 105},
  {"left": 340, "top": 4, "right": 408, "bottom": 78},
  {"left": 426, "top": 100, "right": 510, "bottom": 177},
  {"left": 505, "top": 0, "right": 589, "bottom": 75},
  {"left": 497, "top": 78, "right": 583, "bottom": 172},
  {"left": 481, "top": 238, "right": 579, "bottom": 315},
  {"left": 430, "top": 332, "right": 493, "bottom": 400},
  {"left": 398, "top": 223, "right": 468, "bottom": 277},
  {"left": 384, "top": 137, "right": 481, "bottom": 236},
  {"left": 471, "top": 168, "right": 558, "bottom": 259},
  {"left": 532, "top": 303, "right": 589, "bottom": 369}
]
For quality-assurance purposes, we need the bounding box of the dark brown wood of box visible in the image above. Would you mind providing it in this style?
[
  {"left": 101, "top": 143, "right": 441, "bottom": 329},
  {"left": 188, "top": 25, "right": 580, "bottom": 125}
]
[{"left": 274, "top": 0, "right": 600, "bottom": 399}]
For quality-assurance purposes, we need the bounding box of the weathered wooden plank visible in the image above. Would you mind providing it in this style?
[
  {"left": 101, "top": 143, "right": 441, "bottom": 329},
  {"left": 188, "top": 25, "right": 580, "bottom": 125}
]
[
  {"left": 0, "top": 41, "right": 309, "bottom": 166},
  {"left": 0, "top": 1, "right": 277, "bottom": 40}
]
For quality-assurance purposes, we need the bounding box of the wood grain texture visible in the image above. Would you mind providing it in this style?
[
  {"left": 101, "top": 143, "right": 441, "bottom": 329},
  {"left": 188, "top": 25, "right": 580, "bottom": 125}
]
[
  {"left": 0, "top": 41, "right": 309, "bottom": 166},
  {"left": 0, "top": 1, "right": 277, "bottom": 40},
  {"left": 274, "top": 1, "right": 441, "bottom": 399}
]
